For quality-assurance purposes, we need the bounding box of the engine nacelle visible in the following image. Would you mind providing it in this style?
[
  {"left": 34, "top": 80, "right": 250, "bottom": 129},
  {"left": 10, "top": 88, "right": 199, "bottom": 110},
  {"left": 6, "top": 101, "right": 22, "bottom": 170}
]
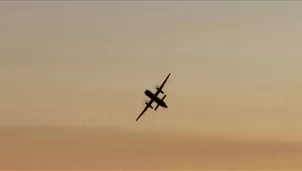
[
  {"left": 146, "top": 102, "right": 153, "bottom": 109},
  {"left": 156, "top": 87, "right": 164, "bottom": 94}
]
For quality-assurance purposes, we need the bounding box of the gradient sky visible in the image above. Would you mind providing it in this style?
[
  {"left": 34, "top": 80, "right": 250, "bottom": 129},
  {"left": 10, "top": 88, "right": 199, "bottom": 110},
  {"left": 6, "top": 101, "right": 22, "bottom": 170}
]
[
  {"left": 0, "top": 1, "right": 302, "bottom": 169},
  {"left": 2, "top": 2, "right": 302, "bottom": 169}
]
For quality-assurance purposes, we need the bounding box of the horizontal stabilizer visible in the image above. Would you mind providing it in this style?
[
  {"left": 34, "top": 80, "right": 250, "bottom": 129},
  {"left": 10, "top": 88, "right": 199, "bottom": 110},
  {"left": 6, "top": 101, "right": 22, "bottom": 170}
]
[
  {"left": 154, "top": 95, "right": 167, "bottom": 111},
  {"left": 154, "top": 104, "right": 160, "bottom": 111}
]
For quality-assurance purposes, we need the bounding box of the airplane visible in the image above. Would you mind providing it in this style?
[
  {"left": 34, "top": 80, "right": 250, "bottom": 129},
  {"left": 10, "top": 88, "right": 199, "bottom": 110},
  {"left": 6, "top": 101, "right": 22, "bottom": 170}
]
[{"left": 136, "top": 73, "right": 171, "bottom": 121}]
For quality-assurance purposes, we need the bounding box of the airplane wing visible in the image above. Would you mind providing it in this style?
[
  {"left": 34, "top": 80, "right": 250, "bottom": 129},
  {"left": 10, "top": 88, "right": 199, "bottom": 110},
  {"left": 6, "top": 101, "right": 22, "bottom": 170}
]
[
  {"left": 155, "top": 73, "right": 171, "bottom": 96},
  {"left": 136, "top": 100, "right": 154, "bottom": 121}
]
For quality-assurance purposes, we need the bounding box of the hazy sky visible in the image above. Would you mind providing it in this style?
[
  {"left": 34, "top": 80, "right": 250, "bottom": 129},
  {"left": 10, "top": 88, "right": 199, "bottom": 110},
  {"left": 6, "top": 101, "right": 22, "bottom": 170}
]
[{"left": 2, "top": 1, "right": 302, "bottom": 142}]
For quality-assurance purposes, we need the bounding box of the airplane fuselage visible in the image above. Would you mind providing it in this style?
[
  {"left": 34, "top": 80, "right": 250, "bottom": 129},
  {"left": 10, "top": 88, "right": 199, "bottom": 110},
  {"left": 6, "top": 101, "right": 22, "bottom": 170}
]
[{"left": 145, "top": 90, "right": 167, "bottom": 108}]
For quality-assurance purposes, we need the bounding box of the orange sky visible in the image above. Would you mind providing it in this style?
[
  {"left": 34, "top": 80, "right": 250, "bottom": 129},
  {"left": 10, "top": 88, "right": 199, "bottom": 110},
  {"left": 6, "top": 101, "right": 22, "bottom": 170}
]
[
  {"left": 1, "top": 1, "right": 302, "bottom": 169},
  {"left": 1, "top": 126, "right": 302, "bottom": 170}
]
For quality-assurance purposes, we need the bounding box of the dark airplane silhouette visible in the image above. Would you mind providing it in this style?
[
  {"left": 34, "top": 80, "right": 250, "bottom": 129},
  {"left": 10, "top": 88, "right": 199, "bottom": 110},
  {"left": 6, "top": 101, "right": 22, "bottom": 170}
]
[{"left": 136, "top": 73, "right": 171, "bottom": 121}]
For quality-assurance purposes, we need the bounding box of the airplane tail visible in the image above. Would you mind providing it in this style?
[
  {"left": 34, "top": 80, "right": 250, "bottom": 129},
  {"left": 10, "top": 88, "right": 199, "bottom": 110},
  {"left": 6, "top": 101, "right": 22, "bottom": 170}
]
[
  {"left": 154, "top": 95, "right": 166, "bottom": 111},
  {"left": 154, "top": 104, "right": 160, "bottom": 111}
]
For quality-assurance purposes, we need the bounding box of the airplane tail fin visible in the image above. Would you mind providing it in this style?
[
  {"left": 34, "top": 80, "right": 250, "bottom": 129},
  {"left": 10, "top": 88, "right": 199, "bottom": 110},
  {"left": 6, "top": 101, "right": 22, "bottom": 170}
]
[{"left": 154, "top": 95, "right": 166, "bottom": 111}]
